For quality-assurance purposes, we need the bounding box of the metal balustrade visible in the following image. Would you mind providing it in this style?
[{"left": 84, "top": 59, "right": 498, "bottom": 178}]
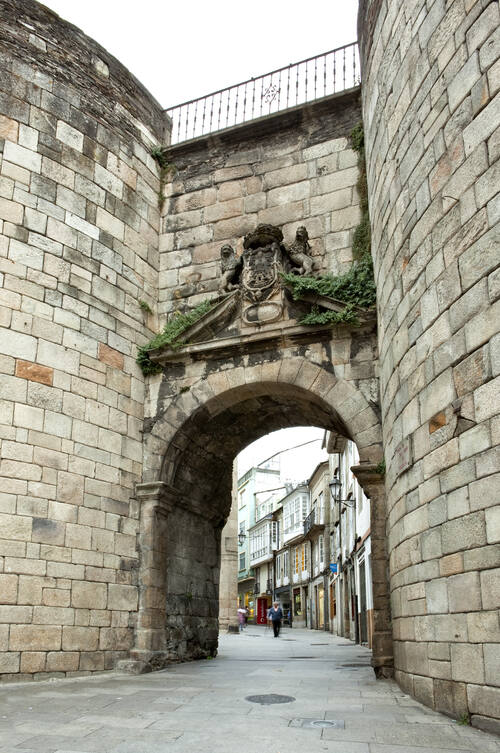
[
  {"left": 304, "top": 507, "right": 316, "bottom": 536},
  {"left": 165, "top": 42, "right": 360, "bottom": 145}
]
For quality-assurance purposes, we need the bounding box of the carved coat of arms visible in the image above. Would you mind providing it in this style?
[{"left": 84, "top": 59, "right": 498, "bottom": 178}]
[
  {"left": 218, "top": 224, "right": 313, "bottom": 324},
  {"left": 241, "top": 224, "right": 283, "bottom": 303}
]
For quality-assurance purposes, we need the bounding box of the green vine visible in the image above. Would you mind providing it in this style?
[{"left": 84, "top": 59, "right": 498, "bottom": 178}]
[
  {"left": 151, "top": 146, "right": 176, "bottom": 211},
  {"left": 139, "top": 300, "right": 152, "bottom": 314},
  {"left": 136, "top": 299, "right": 215, "bottom": 375},
  {"left": 282, "top": 252, "right": 376, "bottom": 326},
  {"left": 350, "top": 122, "right": 370, "bottom": 261},
  {"left": 282, "top": 122, "right": 375, "bottom": 328},
  {"left": 300, "top": 304, "right": 359, "bottom": 326},
  {"left": 375, "top": 459, "right": 386, "bottom": 476}
]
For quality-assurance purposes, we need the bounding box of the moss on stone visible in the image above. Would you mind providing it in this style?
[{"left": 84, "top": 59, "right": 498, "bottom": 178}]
[{"left": 137, "top": 299, "right": 215, "bottom": 375}]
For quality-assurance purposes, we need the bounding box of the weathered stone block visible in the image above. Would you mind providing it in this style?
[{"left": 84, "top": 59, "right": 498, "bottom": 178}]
[
  {"left": 425, "top": 578, "right": 448, "bottom": 613},
  {"left": 20, "top": 652, "right": 46, "bottom": 673},
  {"left": 108, "top": 583, "right": 138, "bottom": 611},
  {"left": 99, "top": 627, "right": 133, "bottom": 650},
  {"left": 469, "top": 474, "right": 500, "bottom": 511},
  {"left": 32, "top": 518, "right": 65, "bottom": 546},
  {"left": 15, "top": 359, "right": 53, "bottom": 386},
  {"left": 448, "top": 571, "right": 482, "bottom": 612},
  {"left": 9, "top": 625, "right": 61, "bottom": 651},
  {"left": 467, "top": 683, "right": 500, "bottom": 717},
  {"left": 451, "top": 642, "right": 485, "bottom": 682},
  {"left": 71, "top": 581, "right": 107, "bottom": 609},
  {"left": 0, "top": 574, "right": 18, "bottom": 604},
  {"left": 480, "top": 568, "right": 500, "bottom": 610},
  {"left": 0, "top": 652, "right": 20, "bottom": 673},
  {"left": 62, "top": 626, "right": 99, "bottom": 651},
  {"left": 33, "top": 606, "right": 75, "bottom": 625},
  {"left": 0, "top": 512, "right": 32, "bottom": 541},
  {"left": 442, "top": 511, "right": 486, "bottom": 554},
  {"left": 46, "top": 651, "right": 79, "bottom": 672},
  {"left": 483, "top": 643, "right": 500, "bottom": 687},
  {"left": 434, "top": 678, "right": 468, "bottom": 718}
]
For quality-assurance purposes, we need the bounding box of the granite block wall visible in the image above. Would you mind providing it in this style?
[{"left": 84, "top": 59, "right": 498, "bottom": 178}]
[
  {"left": 359, "top": 0, "right": 500, "bottom": 731},
  {"left": 0, "top": 0, "right": 164, "bottom": 678},
  {"left": 157, "top": 93, "right": 363, "bottom": 316}
]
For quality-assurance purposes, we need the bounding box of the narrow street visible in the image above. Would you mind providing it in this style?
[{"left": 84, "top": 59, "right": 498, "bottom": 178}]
[{"left": 1, "top": 627, "right": 498, "bottom": 753}]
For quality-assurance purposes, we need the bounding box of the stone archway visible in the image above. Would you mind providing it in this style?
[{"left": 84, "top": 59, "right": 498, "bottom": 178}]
[{"left": 130, "top": 351, "right": 392, "bottom": 677}]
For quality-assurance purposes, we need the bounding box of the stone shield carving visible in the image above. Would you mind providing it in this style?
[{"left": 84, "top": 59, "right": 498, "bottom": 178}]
[{"left": 241, "top": 224, "right": 284, "bottom": 304}]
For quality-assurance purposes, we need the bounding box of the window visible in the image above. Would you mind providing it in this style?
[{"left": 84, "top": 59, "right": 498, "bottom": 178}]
[
  {"left": 250, "top": 522, "right": 272, "bottom": 562},
  {"left": 301, "top": 494, "right": 309, "bottom": 521},
  {"left": 272, "top": 521, "right": 278, "bottom": 547},
  {"left": 284, "top": 550, "right": 289, "bottom": 577},
  {"left": 319, "top": 534, "right": 324, "bottom": 564},
  {"left": 276, "top": 553, "right": 282, "bottom": 578},
  {"left": 239, "top": 488, "right": 246, "bottom": 509},
  {"left": 293, "top": 588, "right": 302, "bottom": 616},
  {"left": 294, "top": 547, "right": 299, "bottom": 574},
  {"left": 239, "top": 552, "right": 245, "bottom": 571}
]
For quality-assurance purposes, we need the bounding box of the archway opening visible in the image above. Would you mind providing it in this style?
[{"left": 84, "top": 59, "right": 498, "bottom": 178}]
[{"left": 134, "top": 376, "right": 390, "bottom": 676}]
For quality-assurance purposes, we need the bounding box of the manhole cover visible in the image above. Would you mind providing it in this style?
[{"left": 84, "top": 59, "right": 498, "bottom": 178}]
[
  {"left": 245, "top": 693, "right": 295, "bottom": 705},
  {"left": 289, "top": 718, "right": 345, "bottom": 729}
]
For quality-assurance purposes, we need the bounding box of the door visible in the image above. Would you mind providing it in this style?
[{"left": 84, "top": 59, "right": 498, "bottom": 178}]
[
  {"left": 317, "top": 584, "right": 324, "bottom": 629},
  {"left": 256, "top": 597, "right": 268, "bottom": 625}
]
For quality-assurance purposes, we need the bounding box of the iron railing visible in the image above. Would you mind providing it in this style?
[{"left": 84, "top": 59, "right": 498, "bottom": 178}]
[
  {"left": 165, "top": 42, "right": 360, "bottom": 145},
  {"left": 304, "top": 508, "right": 316, "bottom": 536},
  {"left": 304, "top": 507, "right": 325, "bottom": 536}
]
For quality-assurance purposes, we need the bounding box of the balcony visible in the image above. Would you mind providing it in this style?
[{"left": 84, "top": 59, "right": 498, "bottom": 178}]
[
  {"left": 304, "top": 507, "right": 325, "bottom": 538},
  {"left": 249, "top": 545, "right": 274, "bottom": 568},
  {"left": 165, "top": 43, "right": 360, "bottom": 144}
]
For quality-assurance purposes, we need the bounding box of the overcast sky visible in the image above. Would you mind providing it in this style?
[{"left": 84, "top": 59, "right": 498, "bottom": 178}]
[
  {"left": 41, "top": 0, "right": 359, "bottom": 107},
  {"left": 237, "top": 426, "right": 328, "bottom": 482}
]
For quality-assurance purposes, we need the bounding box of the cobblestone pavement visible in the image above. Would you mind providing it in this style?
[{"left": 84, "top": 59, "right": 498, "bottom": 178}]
[{"left": 0, "top": 626, "right": 499, "bottom": 753}]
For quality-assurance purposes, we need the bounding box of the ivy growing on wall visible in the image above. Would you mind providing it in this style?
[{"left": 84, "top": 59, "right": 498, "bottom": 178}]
[
  {"left": 350, "top": 122, "right": 371, "bottom": 262},
  {"left": 136, "top": 299, "right": 215, "bottom": 375},
  {"left": 283, "top": 122, "right": 375, "bottom": 326}
]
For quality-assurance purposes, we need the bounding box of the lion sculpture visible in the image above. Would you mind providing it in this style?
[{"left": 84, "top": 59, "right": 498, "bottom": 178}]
[
  {"left": 219, "top": 244, "right": 242, "bottom": 293},
  {"left": 287, "top": 226, "right": 314, "bottom": 276}
]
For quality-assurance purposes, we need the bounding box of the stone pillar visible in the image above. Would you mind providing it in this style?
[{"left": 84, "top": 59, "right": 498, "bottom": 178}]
[
  {"left": 219, "top": 489, "right": 239, "bottom": 633},
  {"left": 122, "top": 481, "right": 174, "bottom": 673},
  {"left": 351, "top": 464, "right": 393, "bottom": 678}
]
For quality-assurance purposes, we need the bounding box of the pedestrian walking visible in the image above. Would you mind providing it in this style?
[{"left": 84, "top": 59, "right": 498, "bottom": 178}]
[
  {"left": 237, "top": 606, "right": 246, "bottom": 632},
  {"left": 268, "top": 601, "right": 283, "bottom": 637}
]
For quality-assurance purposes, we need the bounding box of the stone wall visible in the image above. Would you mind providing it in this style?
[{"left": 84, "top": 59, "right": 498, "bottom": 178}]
[
  {"left": 359, "top": 0, "right": 500, "bottom": 731},
  {"left": 158, "top": 92, "right": 362, "bottom": 316},
  {"left": 0, "top": 0, "right": 165, "bottom": 677}
]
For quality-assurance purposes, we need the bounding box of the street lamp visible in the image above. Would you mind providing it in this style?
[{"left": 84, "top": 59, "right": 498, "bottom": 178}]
[
  {"left": 328, "top": 478, "right": 355, "bottom": 507},
  {"left": 238, "top": 531, "right": 246, "bottom": 546}
]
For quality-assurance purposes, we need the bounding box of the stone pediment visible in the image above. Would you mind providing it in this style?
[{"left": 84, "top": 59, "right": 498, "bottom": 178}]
[{"left": 147, "top": 223, "right": 371, "bottom": 365}]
